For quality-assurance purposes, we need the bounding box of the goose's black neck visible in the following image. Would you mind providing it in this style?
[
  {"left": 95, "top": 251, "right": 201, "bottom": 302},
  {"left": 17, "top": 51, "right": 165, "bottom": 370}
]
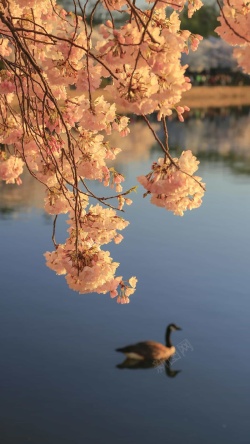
[{"left": 165, "top": 326, "right": 173, "bottom": 347}]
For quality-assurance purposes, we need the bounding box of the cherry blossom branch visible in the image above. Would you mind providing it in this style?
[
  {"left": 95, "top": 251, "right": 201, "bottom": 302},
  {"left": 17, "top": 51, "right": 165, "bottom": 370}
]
[
  {"left": 216, "top": 0, "right": 250, "bottom": 44},
  {"left": 142, "top": 114, "right": 175, "bottom": 163},
  {"left": 0, "top": 0, "right": 210, "bottom": 302}
]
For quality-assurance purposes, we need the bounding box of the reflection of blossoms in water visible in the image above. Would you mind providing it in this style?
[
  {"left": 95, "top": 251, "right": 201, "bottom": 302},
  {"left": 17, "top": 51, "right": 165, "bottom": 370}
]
[
  {"left": 0, "top": 168, "right": 45, "bottom": 218},
  {"left": 167, "top": 110, "right": 250, "bottom": 167},
  {"left": 106, "top": 120, "right": 159, "bottom": 166}
]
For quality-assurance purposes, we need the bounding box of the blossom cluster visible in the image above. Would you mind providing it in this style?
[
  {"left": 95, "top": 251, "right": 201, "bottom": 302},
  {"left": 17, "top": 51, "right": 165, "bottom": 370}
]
[
  {"left": 44, "top": 202, "right": 137, "bottom": 299},
  {"left": 216, "top": 0, "right": 250, "bottom": 74},
  {"left": 137, "top": 151, "right": 205, "bottom": 216},
  {"left": 0, "top": 0, "right": 137, "bottom": 302},
  {"left": 3, "top": 0, "right": 239, "bottom": 302},
  {"left": 0, "top": 152, "right": 24, "bottom": 185},
  {"left": 97, "top": 8, "right": 203, "bottom": 117}
]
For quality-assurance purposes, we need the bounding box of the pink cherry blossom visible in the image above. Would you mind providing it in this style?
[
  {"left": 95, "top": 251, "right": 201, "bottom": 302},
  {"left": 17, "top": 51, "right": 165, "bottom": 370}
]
[
  {"left": 0, "top": 154, "right": 24, "bottom": 184},
  {"left": 137, "top": 151, "right": 205, "bottom": 216},
  {"left": 4, "top": 0, "right": 243, "bottom": 302}
]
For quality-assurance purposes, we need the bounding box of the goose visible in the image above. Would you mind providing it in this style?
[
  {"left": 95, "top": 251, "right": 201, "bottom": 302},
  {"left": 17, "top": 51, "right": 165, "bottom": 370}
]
[{"left": 116, "top": 323, "right": 182, "bottom": 361}]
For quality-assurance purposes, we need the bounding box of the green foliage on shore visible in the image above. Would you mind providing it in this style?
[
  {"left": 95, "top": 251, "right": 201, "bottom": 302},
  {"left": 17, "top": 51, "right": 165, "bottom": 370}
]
[{"left": 180, "top": 3, "right": 219, "bottom": 37}]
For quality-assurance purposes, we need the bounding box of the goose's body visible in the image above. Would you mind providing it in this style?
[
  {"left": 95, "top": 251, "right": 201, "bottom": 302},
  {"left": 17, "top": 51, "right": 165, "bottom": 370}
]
[
  {"left": 116, "top": 323, "right": 181, "bottom": 361},
  {"left": 116, "top": 341, "right": 176, "bottom": 361}
]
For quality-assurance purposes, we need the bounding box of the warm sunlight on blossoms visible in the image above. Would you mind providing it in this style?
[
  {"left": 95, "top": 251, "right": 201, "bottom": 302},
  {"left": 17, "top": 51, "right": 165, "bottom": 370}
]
[
  {"left": 0, "top": 0, "right": 248, "bottom": 302},
  {"left": 0, "top": 153, "right": 24, "bottom": 185},
  {"left": 216, "top": 0, "right": 250, "bottom": 74},
  {"left": 137, "top": 151, "right": 205, "bottom": 216}
]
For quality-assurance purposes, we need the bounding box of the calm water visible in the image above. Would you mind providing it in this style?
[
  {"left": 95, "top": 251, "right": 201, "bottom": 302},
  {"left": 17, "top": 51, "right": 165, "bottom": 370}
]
[{"left": 1, "top": 109, "right": 250, "bottom": 444}]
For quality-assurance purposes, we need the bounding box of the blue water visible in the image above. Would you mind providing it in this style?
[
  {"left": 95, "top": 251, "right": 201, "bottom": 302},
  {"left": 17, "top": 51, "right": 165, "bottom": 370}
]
[{"left": 1, "top": 109, "right": 250, "bottom": 444}]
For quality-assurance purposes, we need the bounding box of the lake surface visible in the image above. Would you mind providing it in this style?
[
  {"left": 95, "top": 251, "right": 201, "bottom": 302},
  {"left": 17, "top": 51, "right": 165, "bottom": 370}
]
[{"left": 1, "top": 108, "right": 250, "bottom": 444}]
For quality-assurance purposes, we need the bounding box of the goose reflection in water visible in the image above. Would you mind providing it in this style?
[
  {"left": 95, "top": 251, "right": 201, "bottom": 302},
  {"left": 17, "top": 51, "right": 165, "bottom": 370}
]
[
  {"left": 116, "top": 323, "right": 182, "bottom": 378},
  {"left": 116, "top": 356, "right": 181, "bottom": 378}
]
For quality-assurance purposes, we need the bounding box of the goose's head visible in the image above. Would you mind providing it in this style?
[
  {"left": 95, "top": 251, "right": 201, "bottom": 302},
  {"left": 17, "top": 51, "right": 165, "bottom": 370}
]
[
  {"left": 165, "top": 323, "right": 182, "bottom": 347},
  {"left": 168, "top": 323, "right": 182, "bottom": 332}
]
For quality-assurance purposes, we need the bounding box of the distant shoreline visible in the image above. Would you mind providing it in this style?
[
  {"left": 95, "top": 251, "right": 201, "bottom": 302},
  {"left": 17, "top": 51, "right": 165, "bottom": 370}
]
[{"left": 180, "top": 86, "right": 250, "bottom": 108}]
